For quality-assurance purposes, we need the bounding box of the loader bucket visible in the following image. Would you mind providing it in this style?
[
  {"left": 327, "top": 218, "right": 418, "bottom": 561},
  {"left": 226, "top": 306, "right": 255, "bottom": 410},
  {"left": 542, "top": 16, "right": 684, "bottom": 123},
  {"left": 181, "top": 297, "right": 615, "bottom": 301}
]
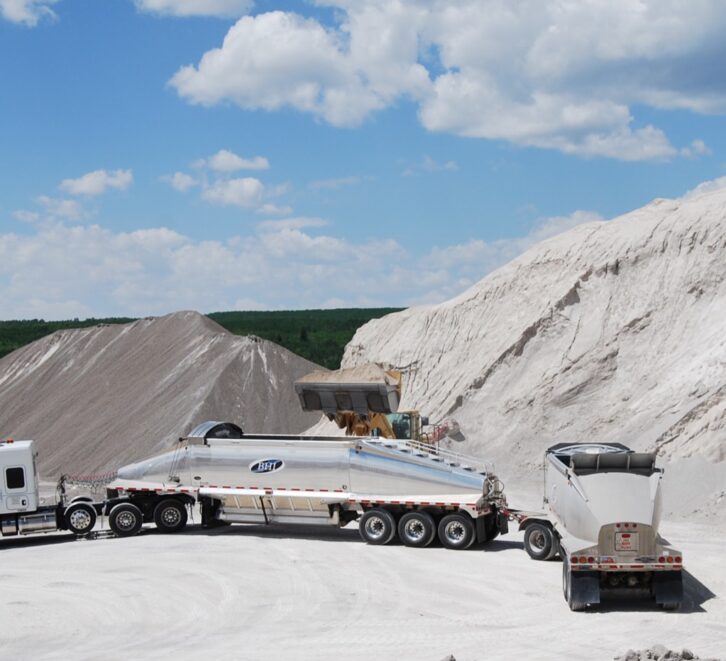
[{"left": 295, "top": 365, "right": 401, "bottom": 416}]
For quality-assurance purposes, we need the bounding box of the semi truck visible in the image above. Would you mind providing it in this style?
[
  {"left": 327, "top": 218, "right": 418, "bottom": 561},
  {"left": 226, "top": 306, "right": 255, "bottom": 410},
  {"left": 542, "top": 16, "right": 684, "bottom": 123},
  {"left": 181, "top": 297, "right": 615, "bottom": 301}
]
[
  {"left": 106, "top": 420, "right": 509, "bottom": 549},
  {"left": 512, "top": 442, "right": 683, "bottom": 611},
  {"left": 0, "top": 437, "right": 102, "bottom": 538}
]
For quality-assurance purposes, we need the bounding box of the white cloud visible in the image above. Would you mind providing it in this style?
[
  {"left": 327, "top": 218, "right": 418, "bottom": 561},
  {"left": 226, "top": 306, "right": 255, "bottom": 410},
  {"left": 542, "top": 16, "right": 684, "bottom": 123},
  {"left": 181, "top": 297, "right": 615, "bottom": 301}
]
[
  {"left": 201, "top": 177, "right": 265, "bottom": 208},
  {"left": 0, "top": 0, "right": 57, "bottom": 26},
  {"left": 257, "top": 217, "right": 328, "bottom": 232},
  {"left": 256, "top": 203, "right": 293, "bottom": 216},
  {"left": 195, "top": 149, "right": 270, "bottom": 172},
  {"left": 681, "top": 176, "right": 726, "bottom": 201},
  {"left": 162, "top": 171, "right": 198, "bottom": 192},
  {"left": 134, "top": 0, "right": 252, "bottom": 18},
  {"left": 170, "top": 1, "right": 726, "bottom": 161},
  {"left": 36, "top": 196, "right": 87, "bottom": 221},
  {"left": 59, "top": 169, "right": 133, "bottom": 197},
  {"left": 12, "top": 209, "right": 41, "bottom": 223},
  {"left": 680, "top": 139, "right": 711, "bottom": 159},
  {"left": 0, "top": 207, "right": 602, "bottom": 318}
]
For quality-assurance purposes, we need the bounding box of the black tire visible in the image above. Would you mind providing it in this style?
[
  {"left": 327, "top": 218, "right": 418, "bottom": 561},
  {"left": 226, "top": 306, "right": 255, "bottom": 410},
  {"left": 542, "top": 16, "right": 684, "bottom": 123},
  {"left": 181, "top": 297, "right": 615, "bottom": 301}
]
[
  {"left": 523, "top": 522, "right": 554, "bottom": 561},
  {"left": 563, "top": 561, "right": 588, "bottom": 611},
  {"left": 438, "top": 513, "right": 476, "bottom": 550},
  {"left": 398, "top": 511, "right": 437, "bottom": 548},
  {"left": 64, "top": 502, "right": 97, "bottom": 535},
  {"left": 359, "top": 508, "right": 397, "bottom": 545},
  {"left": 109, "top": 503, "right": 143, "bottom": 537},
  {"left": 153, "top": 499, "right": 188, "bottom": 533}
]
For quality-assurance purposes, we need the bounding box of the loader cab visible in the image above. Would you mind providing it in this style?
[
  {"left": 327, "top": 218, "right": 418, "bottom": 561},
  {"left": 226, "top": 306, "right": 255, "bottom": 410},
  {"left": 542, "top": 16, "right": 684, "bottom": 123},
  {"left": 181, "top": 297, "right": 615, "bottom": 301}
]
[
  {"left": 385, "top": 412, "right": 428, "bottom": 441},
  {"left": 0, "top": 440, "right": 39, "bottom": 515}
]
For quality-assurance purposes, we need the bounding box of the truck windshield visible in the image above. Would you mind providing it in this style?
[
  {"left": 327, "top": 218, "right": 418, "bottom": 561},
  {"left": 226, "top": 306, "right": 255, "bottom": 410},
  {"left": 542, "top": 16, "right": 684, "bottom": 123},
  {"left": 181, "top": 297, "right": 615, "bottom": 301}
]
[{"left": 387, "top": 413, "right": 412, "bottom": 440}]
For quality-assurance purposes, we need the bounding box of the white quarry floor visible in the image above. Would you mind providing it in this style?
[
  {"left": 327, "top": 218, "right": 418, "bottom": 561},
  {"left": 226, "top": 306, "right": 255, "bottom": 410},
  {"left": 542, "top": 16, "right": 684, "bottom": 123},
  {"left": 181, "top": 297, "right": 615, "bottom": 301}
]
[{"left": 0, "top": 518, "right": 723, "bottom": 660}]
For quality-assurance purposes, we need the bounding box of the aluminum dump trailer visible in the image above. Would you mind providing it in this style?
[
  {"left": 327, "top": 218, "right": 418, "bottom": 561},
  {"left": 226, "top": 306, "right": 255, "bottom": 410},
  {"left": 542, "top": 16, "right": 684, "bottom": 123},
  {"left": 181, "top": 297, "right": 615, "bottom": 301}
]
[
  {"left": 107, "top": 421, "right": 508, "bottom": 549},
  {"left": 511, "top": 442, "right": 683, "bottom": 611}
]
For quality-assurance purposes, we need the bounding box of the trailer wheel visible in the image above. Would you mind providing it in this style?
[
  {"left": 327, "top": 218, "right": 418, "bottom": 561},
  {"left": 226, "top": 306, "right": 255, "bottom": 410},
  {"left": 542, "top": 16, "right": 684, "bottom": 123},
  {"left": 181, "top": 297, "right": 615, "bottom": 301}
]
[
  {"left": 359, "top": 508, "right": 397, "bottom": 545},
  {"left": 398, "top": 511, "right": 437, "bottom": 548},
  {"left": 523, "top": 522, "right": 554, "bottom": 561},
  {"left": 438, "top": 513, "right": 476, "bottom": 550},
  {"left": 64, "top": 502, "right": 97, "bottom": 536},
  {"left": 153, "top": 499, "right": 188, "bottom": 533},
  {"left": 109, "top": 503, "right": 143, "bottom": 537}
]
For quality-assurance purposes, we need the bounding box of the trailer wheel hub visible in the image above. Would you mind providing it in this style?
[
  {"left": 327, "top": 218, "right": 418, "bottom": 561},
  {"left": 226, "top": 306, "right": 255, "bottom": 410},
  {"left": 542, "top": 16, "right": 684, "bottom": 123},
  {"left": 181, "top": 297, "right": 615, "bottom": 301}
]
[
  {"left": 404, "top": 520, "right": 426, "bottom": 541},
  {"left": 116, "top": 511, "right": 136, "bottom": 531},
  {"left": 444, "top": 521, "right": 465, "bottom": 542},
  {"left": 364, "top": 516, "right": 386, "bottom": 540},
  {"left": 161, "top": 507, "right": 181, "bottom": 526}
]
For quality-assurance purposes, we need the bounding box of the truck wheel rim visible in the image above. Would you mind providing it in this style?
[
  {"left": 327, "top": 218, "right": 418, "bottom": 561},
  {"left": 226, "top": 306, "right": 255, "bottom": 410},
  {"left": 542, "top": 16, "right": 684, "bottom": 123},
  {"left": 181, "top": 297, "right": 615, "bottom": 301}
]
[
  {"left": 70, "top": 509, "right": 92, "bottom": 530},
  {"left": 404, "top": 519, "right": 425, "bottom": 541},
  {"left": 530, "top": 530, "right": 546, "bottom": 550},
  {"left": 161, "top": 508, "right": 180, "bottom": 526},
  {"left": 117, "top": 512, "right": 136, "bottom": 530},
  {"left": 365, "top": 516, "right": 386, "bottom": 540},
  {"left": 444, "top": 521, "right": 466, "bottom": 543}
]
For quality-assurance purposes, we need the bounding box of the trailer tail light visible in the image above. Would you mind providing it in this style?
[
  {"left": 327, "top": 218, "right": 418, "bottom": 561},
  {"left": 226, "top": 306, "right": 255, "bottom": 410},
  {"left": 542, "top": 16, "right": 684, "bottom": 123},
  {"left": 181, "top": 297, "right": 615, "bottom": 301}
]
[
  {"left": 675, "top": 557, "right": 682, "bottom": 563},
  {"left": 658, "top": 556, "right": 665, "bottom": 563},
  {"left": 570, "top": 556, "right": 578, "bottom": 564},
  {"left": 666, "top": 556, "right": 673, "bottom": 563},
  {"left": 578, "top": 556, "right": 587, "bottom": 563},
  {"left": 587, "top": 556, "right": 595, "bottom": 563}
]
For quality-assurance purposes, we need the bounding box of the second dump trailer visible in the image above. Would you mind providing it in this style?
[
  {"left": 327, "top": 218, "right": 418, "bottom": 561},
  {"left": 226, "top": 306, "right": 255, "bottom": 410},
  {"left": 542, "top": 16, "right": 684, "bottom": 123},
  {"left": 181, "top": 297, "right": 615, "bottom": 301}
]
[
  {"left": 513, "top": 442, "right": 683, "bottom": 611},
  {"left": 107, "top": 421, "right": 509, "bottom": 549}
]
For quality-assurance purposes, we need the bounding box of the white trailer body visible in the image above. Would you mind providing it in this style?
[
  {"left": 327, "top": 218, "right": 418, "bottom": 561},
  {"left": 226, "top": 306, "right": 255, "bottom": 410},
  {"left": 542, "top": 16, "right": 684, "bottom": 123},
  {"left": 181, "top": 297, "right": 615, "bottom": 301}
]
[
  {"left": 107, "top": 421, "right": 508, "bottom": 549},
  {"left": 0, "top": 439, "right": 100, "bottom": 538},
  {"left": 515, "top": 442, "right": 683, "bottom": 610}
]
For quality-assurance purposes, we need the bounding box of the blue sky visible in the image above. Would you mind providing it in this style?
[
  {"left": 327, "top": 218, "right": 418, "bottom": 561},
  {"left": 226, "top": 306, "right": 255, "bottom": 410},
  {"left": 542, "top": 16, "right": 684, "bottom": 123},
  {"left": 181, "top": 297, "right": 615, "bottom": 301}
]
[{"left": 1, "top": 0, "right": 725, "bottom": 318}]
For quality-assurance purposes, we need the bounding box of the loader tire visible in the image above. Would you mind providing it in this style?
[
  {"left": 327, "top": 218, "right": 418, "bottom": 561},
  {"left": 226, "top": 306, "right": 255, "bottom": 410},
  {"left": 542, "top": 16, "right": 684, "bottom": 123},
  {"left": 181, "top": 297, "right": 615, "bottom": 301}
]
[
  {"left": 153, "top": 499, "right": 187, "bottom": 534},
  {"left": 438, "top": 513, "right": 476, "bottom": 550},
  {"left": 398, "top": 511, "right": 436, "bottom": 548},
  {"left": 359, "top": 508, "right": 397, "bottom": 545},
  {"left": 523, "top": 522, "right": 554, "bottom": 561},
  {"left": 64, "top": 502, "right": 97, "bottom": 536},
  {"left": 110, "top": 503, "right": 143, "bottom": 537}
]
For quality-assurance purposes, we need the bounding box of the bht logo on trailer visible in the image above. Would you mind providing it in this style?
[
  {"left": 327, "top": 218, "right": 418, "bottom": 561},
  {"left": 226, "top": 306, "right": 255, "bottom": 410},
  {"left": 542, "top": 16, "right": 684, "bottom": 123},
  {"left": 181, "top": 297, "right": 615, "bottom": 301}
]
[{"left": 249, "top": 459, "right": 284, "bottom": 474}]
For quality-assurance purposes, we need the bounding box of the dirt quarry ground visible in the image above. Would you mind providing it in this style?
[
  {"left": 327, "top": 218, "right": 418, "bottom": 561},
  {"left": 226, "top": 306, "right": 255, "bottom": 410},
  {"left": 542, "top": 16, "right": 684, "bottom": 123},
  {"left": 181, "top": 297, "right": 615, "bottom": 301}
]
[{"left": 0, "top": 511, "right": 723, "bottom": 661}]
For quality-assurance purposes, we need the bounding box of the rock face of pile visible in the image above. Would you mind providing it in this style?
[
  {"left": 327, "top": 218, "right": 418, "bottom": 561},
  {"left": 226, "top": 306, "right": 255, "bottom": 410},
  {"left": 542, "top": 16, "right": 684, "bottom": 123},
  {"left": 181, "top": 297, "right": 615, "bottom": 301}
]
[
  {"left": 343, "top": 185, "right": 726, "bottom": 473},
  {"left": 0, "top": 312, "right": 321, "bottom": 476}
]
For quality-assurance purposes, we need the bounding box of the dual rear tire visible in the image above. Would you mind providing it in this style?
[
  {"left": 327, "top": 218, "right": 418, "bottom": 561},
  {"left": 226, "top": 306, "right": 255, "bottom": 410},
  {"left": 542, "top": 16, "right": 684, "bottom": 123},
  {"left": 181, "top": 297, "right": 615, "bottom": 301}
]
[
  {"left": 358, "top": 508, "right": 476, "bottom": 549},
  {"left": 108, "top": 499, "right": 188, "bottom": 537}
]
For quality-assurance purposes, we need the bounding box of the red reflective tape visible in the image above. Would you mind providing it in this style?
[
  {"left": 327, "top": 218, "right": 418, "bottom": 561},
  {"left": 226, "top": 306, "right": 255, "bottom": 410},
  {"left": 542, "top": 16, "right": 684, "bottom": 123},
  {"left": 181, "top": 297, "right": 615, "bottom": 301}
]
[
  {"left": 305, "top": 488, "right": 314, "bottom": 492},
  {"left": 291, "top": 488, "right": 301, "bottom": 491},
  {"left": 180, "top": 489, "right": 189, "bottom": 493},
  {"left": 405, "top": 501, "right": 415, "bottom": 505},
  {"left": 222, "top": 485, "right": 231, "bottom": 489},
  {"left": 376, "top": 500, "right": 385, "bottom": 504},
  {"left": 435, "top": 502, "right": 445, "bottom": 506},
  {"left": 390, "top": 500, "right": 400, "bottom": 505},
  {"left": 320, "top": 489, "right": 329, "bottom": 492},
  {"left": 334, "top": 489, "right": 343, "bottom": 492},
  {"left": 421, "top": 502, "right": 430, "bottom": 506},
  {"left": 278, "top": 487, "right": 286, "bottom": 491}
]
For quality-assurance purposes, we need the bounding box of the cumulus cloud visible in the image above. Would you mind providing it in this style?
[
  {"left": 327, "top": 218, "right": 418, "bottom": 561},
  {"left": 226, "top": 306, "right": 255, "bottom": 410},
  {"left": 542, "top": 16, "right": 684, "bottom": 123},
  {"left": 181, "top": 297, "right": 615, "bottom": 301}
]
[
  {"left": 170, "top": 1, "right": 726, "bottom": 161},
  {"left": 194, "top": 149, "right": 270, "bottom": 172},
  {"left": 59, "top": 169, "right": 133, "bottom": 197},
  {"left": 256, "top": 203, "right": 293, "bottom": 216},
  {"left": 201, "top": 177, "right": 265, "bottom": 207},
  {"left": 257, "top": 217, "right": 328, "bottom": 232},
  {"left": 134, "top": 0, "right": 252, "bottom": 18},
  {"left": 0, "top": 206, "right": 603, "bottom": 318},
  {"left": 0, "top": 0, "right": 57, "bottom": 26},
  {"left": 162, "top": 172, "right": 198, "bottom": 192}
]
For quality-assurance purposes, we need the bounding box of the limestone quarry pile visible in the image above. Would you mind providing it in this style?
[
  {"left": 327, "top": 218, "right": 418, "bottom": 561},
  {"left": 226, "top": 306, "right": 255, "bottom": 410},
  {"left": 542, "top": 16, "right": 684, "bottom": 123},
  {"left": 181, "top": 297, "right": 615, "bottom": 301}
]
[
  {"left": 343, "top": 185, "right": 726, "bottom": 477},
  {"left": 0, "top": 311, "right": 321, "bottom": 476}
]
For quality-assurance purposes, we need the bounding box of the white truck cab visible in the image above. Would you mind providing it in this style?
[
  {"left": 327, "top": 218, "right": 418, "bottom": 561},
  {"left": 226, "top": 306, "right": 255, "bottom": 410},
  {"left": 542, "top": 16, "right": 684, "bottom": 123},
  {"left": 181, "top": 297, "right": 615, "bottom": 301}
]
[{"left": 0, "top": 440, "right": 39, "bottom": 516}]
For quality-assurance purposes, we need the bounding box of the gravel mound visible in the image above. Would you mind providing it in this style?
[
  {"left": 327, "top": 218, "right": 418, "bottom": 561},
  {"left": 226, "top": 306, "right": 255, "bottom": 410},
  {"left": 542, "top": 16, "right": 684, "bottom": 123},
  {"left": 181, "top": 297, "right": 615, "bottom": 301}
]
[
  {"left": 615, "top": 644, "right": 721, "bottom": 660},
  {"left": 0, "top": 311, "right": 321, "bottom": 476},
  {"left": 343, "top": 185, "right": 726, "bottom": 483}
]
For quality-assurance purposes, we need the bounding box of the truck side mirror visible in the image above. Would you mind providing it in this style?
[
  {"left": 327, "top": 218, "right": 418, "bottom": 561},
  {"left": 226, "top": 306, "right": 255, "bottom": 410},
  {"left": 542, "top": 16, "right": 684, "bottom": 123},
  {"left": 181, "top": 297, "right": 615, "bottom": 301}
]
[{"left": 421, "top": 416, "right": 429, "bottom": 426}]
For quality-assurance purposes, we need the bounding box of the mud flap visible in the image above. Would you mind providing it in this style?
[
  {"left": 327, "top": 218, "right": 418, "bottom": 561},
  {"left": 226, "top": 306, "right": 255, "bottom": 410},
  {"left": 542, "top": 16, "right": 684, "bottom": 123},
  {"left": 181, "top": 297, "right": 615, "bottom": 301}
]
[
  {"left": 652, "top": 571, "right": 683, "bottom": 608},
  {"left": 571, "top": 570, "right": 600, "bottom": 608},
  {"left": 496, "top": 512, "right": 509, "bottom": 535}
]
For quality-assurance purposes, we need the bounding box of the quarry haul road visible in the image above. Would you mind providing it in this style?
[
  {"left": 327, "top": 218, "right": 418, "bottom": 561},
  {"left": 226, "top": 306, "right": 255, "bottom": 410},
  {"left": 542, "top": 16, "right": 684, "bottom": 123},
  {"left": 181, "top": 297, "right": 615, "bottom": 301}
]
[{"left": 0, "top": 521, "right": 723, "bottom": 661}]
